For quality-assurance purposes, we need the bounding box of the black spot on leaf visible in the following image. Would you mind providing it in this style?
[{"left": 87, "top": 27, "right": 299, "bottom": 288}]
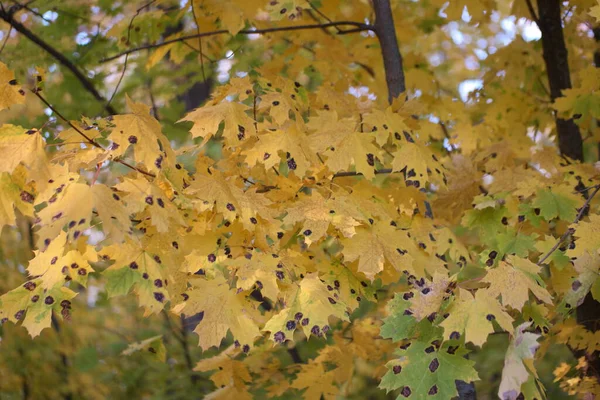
[
  {"left": 400, "top": 386, "right": 412, "bottom": 397},
  {"left": 273, "top": 331, "right": 285, "bottom": 343},
  {"left": 428, "top": 358, "right": 439, "bottom": 372}
]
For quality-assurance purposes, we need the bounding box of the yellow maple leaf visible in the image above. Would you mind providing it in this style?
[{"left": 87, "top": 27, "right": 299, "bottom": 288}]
[
  {"left": 185, "top": 170, "right": 273, "bottom": 229},
  {"left": 392, "top": 141, "right": 444, "bottom": 186},
  {"left": 107, "top": 95, "right": 170, "bottom": 173},
  {"left": 179, "top": 101, "right": 255, "bottom": 146},
  {"left": 341, "top": 223, "right": 417, "bottom": 281},
  {"left": 568, "top": 214, "right": 600, "bottom": 258},
  {"left": 291, "top": 364, "right": 338, "bottom": 400},
  {"left": 28, "top": 232, "right": 97, "bottom": 289},
  {"left": 0, "top": 169, "right": 34, "bottom": 228},
  {"left": 441, "top": 288, "right": 514, "bottom": 347},
  {"left": 102, "top": 238, "right": 172, "bottom": 315},
  {"left": 172, "top": 276, "right": 261, "bottom": 350},
  {"left": 0, "top": 125, "right": 49, "bottom": 182},
  {"left": 195, "top": 352, "right": 252, "bottom": 390},
  {"left": 0, "top": 281, "right": 77, "bottom": 337},
  {"left": 116, "top": 177, "right": 184, "bottom": 233},
  {"left": 229, "top": 253, "right": 282, "bottom": 301},
  {"left": 0, "top": 62, "right": 26, "bottom": 110},
  {"left": 243, "top": 122, "right": 319, "bottom": 178},
  {"left": 91, "top": 184, "right": 132, "bottom": 243},
  {"left": 408, "top": 272, "right": 451, "bottom": 320},
  {"left": 263, "top": 273, "right": 349, "bottom": 342},
  {"left": 283, "top": 192, "right": 362, "bottom": 246},
  {"left": 36, "top": 182, "right": 94, "bottom": 246},
  {"left": 483, "top": 256, "right": 552, "bottom": 311}
]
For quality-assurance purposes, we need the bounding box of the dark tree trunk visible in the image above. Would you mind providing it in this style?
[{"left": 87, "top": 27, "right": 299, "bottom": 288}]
[{"left": 536, "top": 0, "right": 583, "bottom": 161}]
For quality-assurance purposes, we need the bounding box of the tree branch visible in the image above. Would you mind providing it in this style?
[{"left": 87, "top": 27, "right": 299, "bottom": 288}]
[
  {"left": 100, "top": 21, "right": 374, "bottom": 63},
  {"left": 0, "top": 7, "right": 117, "bottom": 115},
  {"left": 372, "top": 0, "right": 405, "bottom": 103},
  {"left": 525, "top": 0, "right": 539, "bottom": 23},
  {"left": 332, "top": 168, "right": 394, "bottom": 179},
  {"left": 537, "top": 184, "right": 600, "bottom": 266}
]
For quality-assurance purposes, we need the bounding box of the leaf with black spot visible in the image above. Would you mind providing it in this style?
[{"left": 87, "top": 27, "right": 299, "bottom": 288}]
[{"left": 380, "top": 340, "right": 479, "bottom": 399}]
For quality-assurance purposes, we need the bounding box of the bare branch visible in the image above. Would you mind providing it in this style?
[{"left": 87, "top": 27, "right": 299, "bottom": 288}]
[
  {"left": 107, "top": 0, "right": 157, "bottom": 108},
  {"left": 100, "top": 21, "right": 374, "bottom": 63}
]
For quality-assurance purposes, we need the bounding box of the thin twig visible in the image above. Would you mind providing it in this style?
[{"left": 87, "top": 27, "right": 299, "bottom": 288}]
[
  {"left": 101, "top": 21, "right": 374, "bottom": 63},
  {"left": 537, "top": 184, "right": 600, "bottom": 266},
  {"left": 190, "top": 2, "right": 206, "bottom": 83},
  {"left": 32, "top": 90, "right": 101, "bottom": 147},
  {"left": 525, "top": 0, "right": 539, "bottom": 23},
  {"left": 332, "top": 168, "right": 394, "bottom": 178},
  {"left": 0, "top": 25, "right": 12, "bottom": 55},
  {"left": 107, "top": 0, "right": 157, "bottom": 108}
]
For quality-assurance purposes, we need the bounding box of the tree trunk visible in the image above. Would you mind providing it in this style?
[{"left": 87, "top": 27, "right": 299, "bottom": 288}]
[{"left": 536, "top": 0, "right": 583, "bottom": 161}]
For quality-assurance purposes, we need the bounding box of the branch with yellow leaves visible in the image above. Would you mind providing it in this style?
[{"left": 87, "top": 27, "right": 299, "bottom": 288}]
[
  {"left": 100, "top": 21, "right": 375, "bottom": 63},
  {"left": 32, "top": 90, "right": 156, "bottom": 178}
]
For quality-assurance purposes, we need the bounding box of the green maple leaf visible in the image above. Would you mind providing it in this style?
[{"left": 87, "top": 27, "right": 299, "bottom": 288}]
[
  {"left": 532, "top": 186, "right": 578, "bottom": 222},
  {"left": 380, "top": 340, "right": 479, "bottom": 400},
  {"left": 497, "top": 230, "right": 537, "bottom": 258},
  {"left": 380, "top": 294, "right": 419, "bottom": 342}
]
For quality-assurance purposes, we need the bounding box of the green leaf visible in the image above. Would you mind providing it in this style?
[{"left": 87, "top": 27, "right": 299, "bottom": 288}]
[
  {"left": 532, "top": 187, "right": 578, "bottom": 222},
  {"left": 380, "top": 340, "right": 479, "bottom": 399},
  {"left": 104, "top": 266, "right": 139, "bottom": 297},
  {"left": 497, "top": 230, "right": 537, "bottom": 258}
]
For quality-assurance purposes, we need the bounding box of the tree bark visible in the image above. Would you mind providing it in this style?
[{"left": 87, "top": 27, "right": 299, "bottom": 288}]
[
  {"left": 372, "top": 0, "right": 405, "bottom": 103},
  {"left": 536, "top": 0, "right": 583, "bottom": 161}
]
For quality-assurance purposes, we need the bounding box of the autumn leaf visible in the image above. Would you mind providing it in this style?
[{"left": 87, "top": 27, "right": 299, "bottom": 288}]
[
  {"left": 498, "top": 323, "right": 542, "bottom": 400},
  {"left": 440, "top": 289, "right": 513, "bottom": 347},
  {"left": 483, "top": 256, "right": 552, "bottom": 311},
  {"left": 0, "top": 62, "right": 26, "bottom": 110},
  {"left": 172, "top": 276, "right": 261, "bottom": 350},
  {"left": 0, "top": 281, "right": 77, "bottom": 337},
  {"left": 0, "top": 125, "right": 48, "bottom": 182},
  {"left": 341, "top": 223, "right": 416, "bottom": 281},
  {"left": 107, "top": 95, "right": 170, "bottom": 173},
  {"left": 263, "top": 273, "right": 349, "bottom": 343},
  {"left": 179, "top": 100, "right": 255, "bottom": 146}
]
